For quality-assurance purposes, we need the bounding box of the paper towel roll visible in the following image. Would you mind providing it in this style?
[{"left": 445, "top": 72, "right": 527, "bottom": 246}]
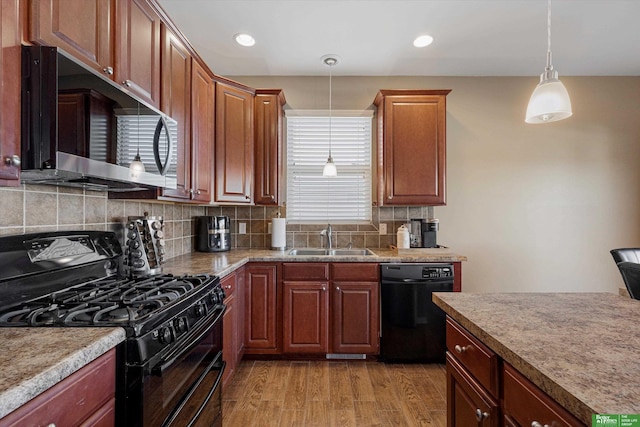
[{"left": 271, "top": 218, "right": 286, "bottom": 250}]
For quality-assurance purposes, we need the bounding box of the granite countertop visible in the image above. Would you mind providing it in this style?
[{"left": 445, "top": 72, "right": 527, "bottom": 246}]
[
  {"left": 0, "top": 328, "right": 126, "bottom": 419},
  {"left": 162, "top": 247, "right": 467, "bottom": 277},
  {"left": 433, "top": 292, "right": 640, "bottom": 424}
]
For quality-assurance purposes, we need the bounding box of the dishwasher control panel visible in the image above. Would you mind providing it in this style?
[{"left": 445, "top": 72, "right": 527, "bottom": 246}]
[{"left": 422, "top": 266, "right": 453, "bottom": 279}]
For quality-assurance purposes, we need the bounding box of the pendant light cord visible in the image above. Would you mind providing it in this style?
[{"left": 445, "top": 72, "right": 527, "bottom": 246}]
[
  {"left": 545, "top": 0, "right": 553, "bottom": 70},
  {"left": 328, "top": 63, "right": 332, "bottom": 158}
]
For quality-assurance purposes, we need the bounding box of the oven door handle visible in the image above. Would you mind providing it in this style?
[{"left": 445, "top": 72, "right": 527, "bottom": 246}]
[
  {"left": 162, "top": 352, "right": 226, "bottom": 427},
  {"left": 152, "top": 306, "right": 225, "bottom": 376}
]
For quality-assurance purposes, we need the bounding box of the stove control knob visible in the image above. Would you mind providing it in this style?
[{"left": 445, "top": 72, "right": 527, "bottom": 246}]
[
  {"left": 154, "top": 230, "right": 164, "bottom": 239},
  {"left": 129, "top": 240, "right": 140, "bottom": 249},
  {"left": 157, "top": 239, "right": 165, "bottom": 247},
  {"left": 132, "top": 258, "right": 146, "bottom": 269},
  {"left": 131, "top": 249, "right": 142, "bottom": 258},
  {"left": 158, "top": 327, "right": 173, "bottom": 344},
  {"left": 127, "top": 230, "right": 138, "bottom": 240},
  {"left": 195, "top": 303, "right": 206, "bottom": 317},
  {"left": 174, "top": 317, "right": 187, "bottom": 333},
  {"left": 127, "top": 222, "right": 136, "bottom": 230},
  {"left": 152, "top": 221, "right": 162, "bottom": 230}
]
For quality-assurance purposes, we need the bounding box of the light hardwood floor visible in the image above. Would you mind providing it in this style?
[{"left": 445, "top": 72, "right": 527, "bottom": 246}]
[{"left": 222, "top": 360, "right": 447, "bottom": 427}]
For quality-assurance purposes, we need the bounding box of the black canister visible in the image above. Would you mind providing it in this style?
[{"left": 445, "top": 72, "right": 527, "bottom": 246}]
[{"left": 196, "top": 216, "right": 231, "bottom": 252}]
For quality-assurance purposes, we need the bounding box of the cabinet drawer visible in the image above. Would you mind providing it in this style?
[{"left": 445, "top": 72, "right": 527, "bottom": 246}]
[
  {"left": 503, "top": 363, "right": 584, "bottom": 427},
  {"left": 446, "top": 318, "right": 498, "bottom": 396},
  {"left": 1, "top": 348, "right": 116, "bottom": 427},
  {"left": 331, "top": 263, "right": 379, "bottom": 281},
  {"left": 283, "top": 263, "right": 329, "bottom": 281},
  {"left": 221, "top": 272, "right": 237, "bottom": 299}
]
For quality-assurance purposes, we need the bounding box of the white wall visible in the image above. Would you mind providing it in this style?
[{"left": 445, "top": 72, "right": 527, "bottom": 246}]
[{"left": 235, "top": 75, "right": 640, "bottom": 293}]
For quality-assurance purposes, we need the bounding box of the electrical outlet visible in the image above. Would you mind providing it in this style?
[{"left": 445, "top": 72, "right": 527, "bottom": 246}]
[
  {"left": 239, "top": 222, "right": 247, "bottom": 234},
  {"left": 379, "top": 223, "right": 387, "bottom": 235}
]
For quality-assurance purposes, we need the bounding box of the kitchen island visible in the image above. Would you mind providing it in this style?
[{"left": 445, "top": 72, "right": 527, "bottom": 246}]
[
  {"left": 433, "top": 292, "right": 640, "bottom": 424},
  {"left": 0, "top": 327, "right": 125, "bottom": 421}
]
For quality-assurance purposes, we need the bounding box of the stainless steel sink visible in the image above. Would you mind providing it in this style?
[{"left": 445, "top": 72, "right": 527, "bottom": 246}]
[{"left": 286, "top": 248, "right": 375, "bottom": 256}]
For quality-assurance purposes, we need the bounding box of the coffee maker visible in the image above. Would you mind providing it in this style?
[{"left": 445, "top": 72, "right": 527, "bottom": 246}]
[
  {"left": 196, "top": 216, "right": 231, "bottom": 252},
  {"left": 409, "top": 218, "right": 439, "bottom": 248}
]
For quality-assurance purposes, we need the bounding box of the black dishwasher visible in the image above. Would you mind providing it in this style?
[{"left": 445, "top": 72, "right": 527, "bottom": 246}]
[{"left": 380, "top": 263, "right": 454, "bottom": 363}]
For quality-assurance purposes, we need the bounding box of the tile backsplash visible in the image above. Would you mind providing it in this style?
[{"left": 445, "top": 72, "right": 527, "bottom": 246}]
[{"left": 0, "top": 185, "right": 434, "bottom": 258}]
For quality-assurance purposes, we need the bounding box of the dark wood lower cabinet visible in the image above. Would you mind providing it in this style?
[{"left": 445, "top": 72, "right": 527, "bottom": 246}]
[
  {"left": 332, "top": 281, "right": 379, "bottom": 354},
  {"left": 244, "top": 263, "right": 280, "bottom": 354},
  {"left": 446, "top": 352, "right": 499, "bottom": 427},
  {"left": 283, "top": 281, "right": 329, "bottom": 353}
]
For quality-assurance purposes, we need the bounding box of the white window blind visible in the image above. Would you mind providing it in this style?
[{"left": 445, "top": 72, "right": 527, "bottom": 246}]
[{"left": 286, "top": 111, "right": 372, "bottom": 223}]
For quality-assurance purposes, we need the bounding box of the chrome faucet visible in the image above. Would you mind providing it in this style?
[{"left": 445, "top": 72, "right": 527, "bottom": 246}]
[{"left": 321, "top": 224, "right": 333, "bottom": 249}]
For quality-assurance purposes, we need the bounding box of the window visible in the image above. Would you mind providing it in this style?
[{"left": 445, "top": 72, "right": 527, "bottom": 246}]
[{"left": 286, "top": 110, "right": 372, "bottom": 224}]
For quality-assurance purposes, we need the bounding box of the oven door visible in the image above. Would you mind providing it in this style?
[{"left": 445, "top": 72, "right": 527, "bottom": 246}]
[{"left": 143, "top": 306, "right": 225, "bottom": 427}]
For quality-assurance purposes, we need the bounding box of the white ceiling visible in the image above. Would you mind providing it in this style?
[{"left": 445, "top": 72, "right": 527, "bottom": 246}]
[{"left": 157, "top": 0, "right": 640, "bottom": 77}]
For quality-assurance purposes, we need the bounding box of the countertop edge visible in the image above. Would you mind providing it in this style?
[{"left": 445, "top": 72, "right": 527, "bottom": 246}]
[{"left": 0, "top": 327, "right": 126, "bottom": 419}]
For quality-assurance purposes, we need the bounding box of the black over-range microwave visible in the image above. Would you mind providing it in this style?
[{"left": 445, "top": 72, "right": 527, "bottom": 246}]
[{"left": 21, "top": 45, "right": 178, "bottom": 191}]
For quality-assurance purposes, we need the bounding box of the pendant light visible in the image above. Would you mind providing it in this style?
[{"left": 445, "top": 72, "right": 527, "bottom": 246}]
[
  {"left": 525, "top": 0, "right": 572, "bottom": 124},
  {"left": 130, "top": 103, "right": 145, "bottom": 178},
  {"left": 322, "top": 55, "right": 338, "bottom": 177}
]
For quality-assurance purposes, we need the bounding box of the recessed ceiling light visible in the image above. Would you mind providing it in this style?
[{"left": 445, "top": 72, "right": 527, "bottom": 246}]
[
  {"left": 234, "top": 33, "right": 255, "bottom": 47},
  {"left": 413, "top": 34, "right": 434, "bottom": 48}
]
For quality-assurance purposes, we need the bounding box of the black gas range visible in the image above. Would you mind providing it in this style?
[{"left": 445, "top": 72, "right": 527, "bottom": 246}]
[{"left": 0, "top": 231, "right": 225, "bottom": 427}]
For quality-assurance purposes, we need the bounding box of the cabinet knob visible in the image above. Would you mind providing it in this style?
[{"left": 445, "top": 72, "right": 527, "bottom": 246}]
[
  {"left": 270, "top": 194, "right": 275, "bottom": 200},
  {"left": 454, "top": 344, "right": 470, "bottom": 353},
  {"left": 531, "top": 422, "right": 549, "bottom": 427},
  {"left": 122, "top": 79, "right": 132, "bottom": 87},
  {"left": 196, "top": 190, "right": 201, "bottom": 195},
  {"left": 225, "top": 285, "right": 231, "bottom": 290},
  {"left": 322, "top": 286, "right": 326, "bottom": 292},
  {"left": 336, "top": 286, "right": 340, "bottom": 291},
  {"left": 4, "top": 155, "right": 20, "bottom": 167},
  {"left": 46, "top": 424, "right": 56, "bottom": 427},
  {"left": 245, "top": 195, "right": 250, "bottom": 200},
  {"left": 103, "top": 66, "right": 113, "bottom": 75},
  {"left": 475, "top": 409, "right": 489, "bottom": 422},
  {"left": 388, "top": 195, "right": 393, "bottom": 200}
]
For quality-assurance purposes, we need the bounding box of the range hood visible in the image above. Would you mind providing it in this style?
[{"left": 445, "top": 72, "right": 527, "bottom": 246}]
[{"left": 21, "top": 46, "right": 178, "bottom": 192}]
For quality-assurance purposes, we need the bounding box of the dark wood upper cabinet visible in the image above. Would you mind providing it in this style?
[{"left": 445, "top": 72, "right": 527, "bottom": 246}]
[
  {"left": 374, "top": 90, "right": 450, "bottom": 206},
  {"left": 215, "top": 79, "right": 254, "bottom": 204},
  {"left": 160, "top": 24, "right": 191, "bottom": 200},
  {"left": 29, "top": 0, "right": 115, "bottom": 79},
  {"left": 189, "top": 60, "right": 213, "bottom": 203},
  {"left": 254, "top": 89, "right": 286, "bottom": 205},
  {"left": 0, "top": 0, "right": 23, "bottom": 184},
  {"left": 115, "top": 0, "right": 161, "bottom": 108}
]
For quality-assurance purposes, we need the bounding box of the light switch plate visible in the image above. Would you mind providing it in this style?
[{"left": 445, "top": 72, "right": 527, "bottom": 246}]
[
  {"left": 239, "top": 222, "right": 247, "bottom": 234},
  {"left": 379, "top": 223, "right": 387, "bottom": 235}
]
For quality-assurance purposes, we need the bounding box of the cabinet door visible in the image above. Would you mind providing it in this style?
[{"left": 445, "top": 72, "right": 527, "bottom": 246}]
[
  {"left": 160, "top": 25, "right": 191, "bottom": 199},
  {"left": 375, "top": 90, "right": 449, "bottom": 206},
  {"left": 235, "top": 267, "right": 245, "bottom": 360},
  {"left": 283, "top": 281, "right": 329, "bottom": 354},
  {"left": 0, "top": 0, "right": 22, "bottom": 184},
  {"left": 244, "top": 264, "right": 279, "bottom": 353},
  {"left": 189, "top": 60, "right": 213, "bottom": 202},
  {"left": 332, "top": 281, "right": 379, "bottom": 354},
  {"left": 115, "top": 0, "right": 161, "bottom": 108},
  {"left": 221, "top": 273, "right": 237, "bottom": 388},
  {"left": 254, "top": 90, "right": 285, "bottom": 205},
  {"left": 29, "top": 0, "right": 114, "bottom": 78},
  {"left": 215, "top": 81, "right": 254, "bottom": 203},
  {"left": 446, "top": 353, "right": 499, "bottom": 427}
]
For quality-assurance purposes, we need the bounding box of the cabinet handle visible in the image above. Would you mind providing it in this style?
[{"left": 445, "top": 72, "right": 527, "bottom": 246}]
[
  {"left": 122, "top": 79, "right": 132, "bottom": 87},
  {"left": 4, "top": 155, "right": 20, "bottom": 167},
  {"left": 531, "top": 422, "right": 549, "bottom": 427},
  {"left": 475, "top": 409, "right": 489, "bottom": 422},
  {"left": 454, "top": 344, "right": 470, "bottom": 353},
  {"left": 103, "top": 66, "right": 113, "bottom": 75}
]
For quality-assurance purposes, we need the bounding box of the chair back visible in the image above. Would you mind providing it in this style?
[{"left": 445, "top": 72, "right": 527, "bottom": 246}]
[
  {"left": 610, "top": 248, "right": 640, "bottom": 263},
  {"left": 616, "top": 262, "right": 640, "bottom": 300}
]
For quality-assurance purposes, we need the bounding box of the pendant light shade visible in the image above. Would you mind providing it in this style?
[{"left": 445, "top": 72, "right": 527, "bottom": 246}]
[
  {"left": 130, "top": 154, "right": 145, "bottom": 178},
  {"left": 525, "top": 0, "right": 572, "bottom": 124},
  {"left": 322, "top": 54, "right": 339, "bottom": 177}
]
